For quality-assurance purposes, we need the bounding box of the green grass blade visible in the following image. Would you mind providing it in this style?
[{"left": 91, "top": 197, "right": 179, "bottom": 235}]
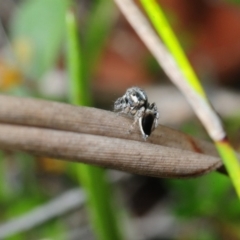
[
  {"left": 216, "top": 141, "right": 240, "bottom": 198},
  {"left": 65, "top": 9, "right": 91, "bottom": 106},
  {"left": 140, "top": 0, "right": 205, "bottom": 97},
  {"left": 65, "top": 9, "right": 122, "bottom": 240},
  {"left": 140, "top": 0, "right": 240, "bottom": 198}
]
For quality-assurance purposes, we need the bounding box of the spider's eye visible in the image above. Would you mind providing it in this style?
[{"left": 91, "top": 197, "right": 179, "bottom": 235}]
[{"left": 132, "top": 93, "right": 136, "bottom": 96}]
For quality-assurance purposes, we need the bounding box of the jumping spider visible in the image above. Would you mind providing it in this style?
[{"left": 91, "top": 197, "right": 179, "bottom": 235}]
[{"left": 114, "top": 87, "right": 159, "bottom": 140}]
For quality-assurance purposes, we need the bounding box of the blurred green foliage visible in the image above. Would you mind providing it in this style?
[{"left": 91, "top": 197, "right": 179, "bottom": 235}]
[
  {"left": 10, "top": 0, "right": 70, "bottom": 79},
  {"left": 167, "top": 114, "right": 240, "bottom": 238},
  {"left": 169, "top": 173, "right": 233, "bottom": 218},
  {"left": 0, "top": 152, "right": 66, "bottom": 239},
  {"left": 168, "top": 172, "right": 240, "bottom": 239}
]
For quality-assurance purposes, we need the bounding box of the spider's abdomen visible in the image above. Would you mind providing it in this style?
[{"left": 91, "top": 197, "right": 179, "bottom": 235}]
[{"left": 141, "top": 113, "right": 155, "bottom": 136}]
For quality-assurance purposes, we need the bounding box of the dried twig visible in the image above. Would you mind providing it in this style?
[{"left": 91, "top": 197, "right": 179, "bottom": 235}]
[{"left": 0, "top": 95, "right": 223, "bottom": 178}]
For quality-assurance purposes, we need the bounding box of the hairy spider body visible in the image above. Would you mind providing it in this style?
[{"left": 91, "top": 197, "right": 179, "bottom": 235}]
[{"left": 114, "top": 87, "right": 159, "bottom": 140}]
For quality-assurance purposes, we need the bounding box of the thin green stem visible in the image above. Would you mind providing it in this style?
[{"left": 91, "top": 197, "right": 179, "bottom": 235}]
[
  {"left": 65, "top": 9, "right": 91, "bottom": 106},
  {"left": 140, "top": 0, "right": 240, "bottom": 198},
  {"left": 216, "top": 141, "right": 240, "bottom": 198},
  {"left": 65, "top": 9, "right": 122, "bottom": 240}
]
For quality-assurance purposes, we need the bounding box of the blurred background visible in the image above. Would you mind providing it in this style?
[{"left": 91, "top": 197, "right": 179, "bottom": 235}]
[{"left": 0, "top": 0, "right": 240, "bottom": 239}]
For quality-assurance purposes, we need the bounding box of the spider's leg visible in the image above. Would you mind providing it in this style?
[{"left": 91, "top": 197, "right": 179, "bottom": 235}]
[
  {"left": 117, "top": 104, "right": 131, "bottom": 116},
  {"left": 154, "top": 110, "right": 159, "bottom": 129},
  {"left": 149, "top": 102, "right": 159, "bottom": 129},
  {"left": 138, "top": 115, "right": 149, "bottom": 141},
  {"left": 128, "top": 106, "right": 145, "bottom": 134}
]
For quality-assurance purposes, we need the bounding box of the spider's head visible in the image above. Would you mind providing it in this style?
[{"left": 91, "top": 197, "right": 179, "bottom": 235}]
[{"left": 127, "top": 87, "right": 148, "bottom": 108}]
